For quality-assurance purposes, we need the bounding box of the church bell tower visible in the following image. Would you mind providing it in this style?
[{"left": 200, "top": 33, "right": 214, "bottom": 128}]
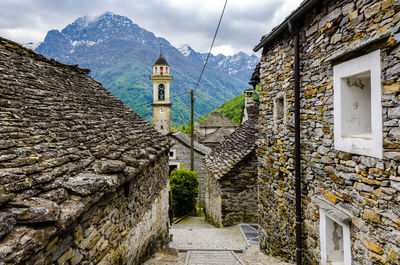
[{"left": 150, "top": 49, "right": 173, "bottom": 135}]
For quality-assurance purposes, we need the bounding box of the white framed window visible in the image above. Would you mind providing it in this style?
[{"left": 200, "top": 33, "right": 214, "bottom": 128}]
[
  {"left": 273, "top": 92, "right": 287, "bottom": 129},
  {"left": 320, "top": 209, "right": 351, "bottom": 265},
  {"left": 169, "top": 149, "right": 176, "bottom": 160},
  {"left": 333, "top": 50, "right": 382, "bottom": 158}
]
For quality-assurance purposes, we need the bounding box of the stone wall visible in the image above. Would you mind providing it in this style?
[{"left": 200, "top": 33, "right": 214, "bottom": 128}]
[
  {"left": 0, "top": 37, "right": 171, "bottom": 265},
  {"left": 257, "top": 0, "right": 400, "bottom": 264},
  {"left": 28, "top": 156, "right": 169, "bottom": 265},
  {"left": 205, "top": 151, "right": 258, "bottom": 227},
  {"left": 204, "top": 166, "right": 223, "bottom": 227}
]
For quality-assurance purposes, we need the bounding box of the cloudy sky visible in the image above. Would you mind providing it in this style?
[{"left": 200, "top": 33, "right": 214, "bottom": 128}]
[{"left": 0, "top": 0, "right": 302, "bottom": 56}]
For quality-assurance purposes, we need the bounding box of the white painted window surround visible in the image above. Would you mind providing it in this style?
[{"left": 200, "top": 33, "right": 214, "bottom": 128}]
[
  {"left": 320, "top": 209, "right": 351, "bottom": 265},
  {"left": 333, "top": 50, "right": 382, "bottom": 158},
  {"left": 169, "top": 149, "right": 176, "bottom": 160}
]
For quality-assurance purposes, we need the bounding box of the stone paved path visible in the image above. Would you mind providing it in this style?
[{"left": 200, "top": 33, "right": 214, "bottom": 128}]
[
  {"left": 186, "top": 251, "right": 242, "bottom": 265},
  {"left": 170, "top": 217, "right": 246, "bottom": 251},
  {"left": 144, "top": 217, "right": 295, "bottom": 265}
]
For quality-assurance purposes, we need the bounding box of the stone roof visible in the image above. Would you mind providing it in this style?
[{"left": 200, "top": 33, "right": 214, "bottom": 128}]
[
  {"left": 201, "top": 128, "right": 233, "bottom": 144},
  {"left": 170, "top": 131, "right": 211, "bottom": 155},
  {"left": 197, "top": 112, "right": 238, "bottom": 129},
  {"left": 250, "top": 62, "right": 260, "bottom": 82},
  {"left": 204, "top": 118, "right": 257, "bottom": 179},
  {"left": 0, "top": 37, "right": 170, "bottom": 263}
]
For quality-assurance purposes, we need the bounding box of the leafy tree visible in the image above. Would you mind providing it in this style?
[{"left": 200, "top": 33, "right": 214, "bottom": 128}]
[{"left": 170, "top": 169, "right": 199, "bottom": 217}]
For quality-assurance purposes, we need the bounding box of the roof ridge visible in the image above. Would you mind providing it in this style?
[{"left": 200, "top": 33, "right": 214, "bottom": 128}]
[{"left": 0, "top": 36, "right": 90, "bottom": 76}]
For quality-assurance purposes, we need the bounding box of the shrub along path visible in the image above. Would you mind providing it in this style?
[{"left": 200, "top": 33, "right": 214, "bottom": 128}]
[{"left": 144, "top": 217, "right": 294, "bottom": 265}]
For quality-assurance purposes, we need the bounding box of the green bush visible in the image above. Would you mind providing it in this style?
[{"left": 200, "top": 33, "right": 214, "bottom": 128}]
[{"left": 170, "top": 169, "right": 199, "bottom": 217}]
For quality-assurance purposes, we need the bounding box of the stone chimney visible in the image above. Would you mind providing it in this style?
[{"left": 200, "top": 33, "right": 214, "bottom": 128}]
[{"left": 244, "top": 88, "right": 255, "bottom": 107}]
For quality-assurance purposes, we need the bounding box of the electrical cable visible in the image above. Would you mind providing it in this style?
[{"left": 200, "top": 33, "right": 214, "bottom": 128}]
[
  {"left": 130, "top": 91, "right": 191, "bottom": 108},
  {"left": 194, "top": 0, "right": 228, "bottom": 92}
]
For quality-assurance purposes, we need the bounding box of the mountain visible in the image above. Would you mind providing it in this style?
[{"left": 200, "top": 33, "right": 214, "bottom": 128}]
[
  {"left": 35, "top": 12, "right": 258, "bottom": 126},
  {"left": 178, "top": 44, "right": 259, "bottom": 81}
]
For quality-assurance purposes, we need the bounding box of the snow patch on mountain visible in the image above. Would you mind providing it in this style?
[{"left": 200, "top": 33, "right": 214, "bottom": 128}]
[
  {"left": 23, "top": 42, "right": 41, "bottom": 50},
  {"left": 178, "top": 44, "right": 192, "bottom": 56}
]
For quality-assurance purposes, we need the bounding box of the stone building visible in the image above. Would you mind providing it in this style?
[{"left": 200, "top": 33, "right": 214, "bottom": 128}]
[
  {"left": 203, "top": 112, "right": 258, "bottom": 227},
  {"left": 254, "top": 0, "right": 400, "bottom": 264},
  {"left": 195, "top": 111, "right": 238, "bottom": 148},
  {"left": 0, "top": 37, "right": 171, "bottom": 265},
  {"left": 168, "top": 131, "right": 211, "bottom": 201}
]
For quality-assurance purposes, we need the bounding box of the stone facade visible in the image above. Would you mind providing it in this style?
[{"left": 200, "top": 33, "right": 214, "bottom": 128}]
[
  {"left": 255, "top": 0, "right": 400, "bottom": 264},
  {"left": 0, "top": 37, "right": 171, "bottom": 264},
  {"left": 195, "top": 112, "right": 238, "bottom": 148},
  {"left": 204, "top": 119, "right": 258, "bottom": 227}
]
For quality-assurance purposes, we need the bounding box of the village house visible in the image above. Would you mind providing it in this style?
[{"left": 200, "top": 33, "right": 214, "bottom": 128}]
[
  {"left": 254, "top": 0, "right": 400, "bottom": 264},
  {"left": 203, "top": 88, "right": 259, "bottom": 227},
  {"left": 194, "top": 111, "right": 238, "bottom": 148},
  {"left": 0, "top": 37, "right": 171, "bottom": 265}
]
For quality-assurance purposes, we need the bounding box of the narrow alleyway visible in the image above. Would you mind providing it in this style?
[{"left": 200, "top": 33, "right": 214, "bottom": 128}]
[{"left": 144, "top": 217, "right": 294, "bottom": 265}]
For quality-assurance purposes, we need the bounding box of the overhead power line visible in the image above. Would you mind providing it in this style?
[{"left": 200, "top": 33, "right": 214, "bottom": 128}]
[{"left": 194, "top": 0, "right": 228, "bottom": 92}]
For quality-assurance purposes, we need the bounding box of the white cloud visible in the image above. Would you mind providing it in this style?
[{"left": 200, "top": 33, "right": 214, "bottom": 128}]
[{"left": 0, "top": 0, "right": 303, "bottom": 55}]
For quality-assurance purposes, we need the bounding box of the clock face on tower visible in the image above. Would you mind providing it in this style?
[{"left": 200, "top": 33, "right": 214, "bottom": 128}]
[{"left": 157, "top": 107, "right": 167, "bottom": 117}]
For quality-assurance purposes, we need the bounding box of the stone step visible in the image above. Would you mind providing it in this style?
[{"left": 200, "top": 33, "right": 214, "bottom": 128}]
[{"left": 185, "top": 251, "right": 243, "bottom": 265}]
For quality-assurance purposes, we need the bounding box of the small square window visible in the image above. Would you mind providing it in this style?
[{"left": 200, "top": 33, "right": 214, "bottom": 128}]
[
  {"left": 169, "top": 149, "right": 176, "bottom": 159},
  {"left": 334, "top": 50, "right": 382, "bottom": 158},
  {"left": 273, "top": 92, "right": 287, "bottom": 129}
]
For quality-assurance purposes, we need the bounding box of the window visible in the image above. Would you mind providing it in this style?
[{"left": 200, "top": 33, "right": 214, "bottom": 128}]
[
  {"left": 160, "top": 66, "right": 163, "bottom": 75},
  {"left": 320, "top": 209, "right": 351, "bottom": 265},
  {"left": 158, "top": 84, "right": 165, "bottom": 100},
  {"left": 333, "top": 50, "right": 382, "bottom": 158},
  {"left": 273, "top": 92, "right": 287, "bottom": 129},
  {"left": 169, "top": 149, "right": 176, "bottom": 159}
]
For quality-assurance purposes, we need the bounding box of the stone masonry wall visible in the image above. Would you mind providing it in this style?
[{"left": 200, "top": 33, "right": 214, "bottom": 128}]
[
  {"left": 257, "top": 0, "right": 400, "bottom": 264},
  {"left": 204, "top": 166, "right": 223, "bottom": 227},
  {"left": 28, "top": 156, "right": 170, "bottom": 265},
  {"left": 26, "top": 156, "right": 169, "bottom": 265},
  {"left": 205, "top": 151, "right": 258, "bottom": 227}
]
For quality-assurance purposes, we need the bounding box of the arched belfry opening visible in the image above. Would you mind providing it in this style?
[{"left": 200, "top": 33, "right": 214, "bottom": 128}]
[{"left": 158, "top": 84, "right": 165, "bottom": 100}]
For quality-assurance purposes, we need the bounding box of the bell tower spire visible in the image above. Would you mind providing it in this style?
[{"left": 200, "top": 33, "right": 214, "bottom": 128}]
[{"left": 150, "top": 49, "right": 173, "bottom": 135}]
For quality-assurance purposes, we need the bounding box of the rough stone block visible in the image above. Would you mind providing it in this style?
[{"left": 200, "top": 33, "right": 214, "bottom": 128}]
[
  {"left": 93, "top": 160, "right": 126, "bottom": 174},
  {"left": 363, "top": 209, "right": 381, "bottom": 223},
  {"left": 5, "top": 197, "right": 61, "bottom": 224},
  {"left": 0, "top": 212, "right": 16, "bottom": 238}
]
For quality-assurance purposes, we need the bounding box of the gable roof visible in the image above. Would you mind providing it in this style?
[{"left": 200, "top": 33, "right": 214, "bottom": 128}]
[
  {"left": 204, "top": 118, "right": 257, "bottom": 179},
  {"left": 0, "top": 37, "right": 170, "bottom": 263},
  {"left": 170, "top": 131, "right": 211, "bottom": 155},
  {"left": 197, "top": 112, "right": 238, "bottom": 128}
]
